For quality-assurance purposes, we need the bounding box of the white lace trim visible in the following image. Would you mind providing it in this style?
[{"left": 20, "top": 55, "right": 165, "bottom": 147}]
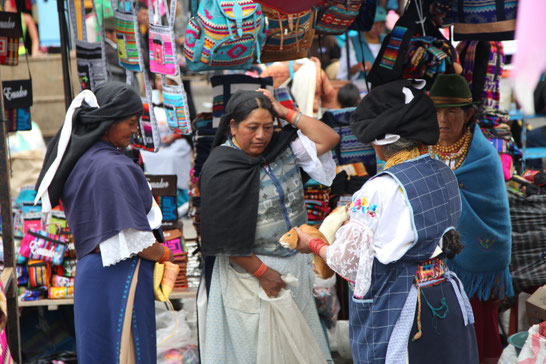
[
  {"left": 326, "top": 221, "right": 375, "bottom": 298},
  {"left": 290, "top": 131, "right": 336, "bottom": 186},
  {"left": 99, "top": 200, "right": 162, "bottom": 267},
  {"left": 100, "top": 228, "right": 156, "bottom": 267}
]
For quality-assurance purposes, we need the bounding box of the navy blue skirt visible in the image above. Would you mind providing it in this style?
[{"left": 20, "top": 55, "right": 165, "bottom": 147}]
[{"left": 74, "top": 254, "right": 156, "bottom": 364}]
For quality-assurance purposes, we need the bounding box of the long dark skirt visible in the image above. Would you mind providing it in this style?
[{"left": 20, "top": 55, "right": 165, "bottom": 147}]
[
  {"left": 74, "top": 254, "right": 156, "bottom": 364},
  {"left": 407, "top": 280, "right": 479, "bottom": 363}
]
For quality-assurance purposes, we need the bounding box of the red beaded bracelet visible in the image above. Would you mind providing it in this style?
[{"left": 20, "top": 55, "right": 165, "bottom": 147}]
[
  {"left": 309, "top": 238, "right": 329, "bottom": 256},
  {"left": 252, "top": 262, "right": 268, "bottom": 278}
]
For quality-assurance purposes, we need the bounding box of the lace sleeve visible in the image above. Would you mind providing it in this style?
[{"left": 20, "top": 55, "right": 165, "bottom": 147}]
[
  {"left": 290, "top": 131, "right": 336, "bottom": 186},
  {"left": 325, "top": 221, "right": 374, "bottom": 298}
]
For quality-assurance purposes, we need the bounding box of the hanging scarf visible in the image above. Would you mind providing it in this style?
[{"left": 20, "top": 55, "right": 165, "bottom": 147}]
[
  {"left": 199, "top": 125, "right": 298, "bottom": 256},
  {"left": 447, "top": 126, "right": 514, "bottom": 301},
  {"left": 35, "top": 81, "right": 143, "bottom": 211}
]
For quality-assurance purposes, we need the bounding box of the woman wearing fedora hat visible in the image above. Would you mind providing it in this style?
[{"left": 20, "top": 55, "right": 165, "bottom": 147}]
[
  {"left": 429, "top": 74, "right": 513, "bottom": 364},
  {"left": 295, "top": 79, "right": 478, "bottom": 363}
]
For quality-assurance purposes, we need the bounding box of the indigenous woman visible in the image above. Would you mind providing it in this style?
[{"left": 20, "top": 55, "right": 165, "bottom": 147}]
[
  {"left": 198, "top": 90, "right": 339, "bottom": 363},
  {"left": 35, "top": 82, "right": 173, "bottom": 364},
  {"left": 295, "top": 80, "right": 479, "bottom": 363},
  {"left": 428, "top": 74, "right": 513, "bottom": 363}
]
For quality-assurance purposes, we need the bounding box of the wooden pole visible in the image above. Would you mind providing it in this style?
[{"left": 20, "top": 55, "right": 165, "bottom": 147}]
[{"left": 0, "top": 78, "right": 22, "bottom": 364}]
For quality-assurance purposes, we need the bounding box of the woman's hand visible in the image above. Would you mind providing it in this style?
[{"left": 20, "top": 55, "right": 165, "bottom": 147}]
[
  {"left": 257, "top": 88, "right": 289, "bottom": 120},
  {"left": 295, "top": 227, "right": 314, "bottom": 254},
  {"left": 258, "top": 267, "right": 286, "bottom": 297}
]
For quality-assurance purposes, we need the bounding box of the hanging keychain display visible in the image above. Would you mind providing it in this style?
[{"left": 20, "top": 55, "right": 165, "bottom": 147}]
[
  {"left": 0, "top": 10, "right": 23, "bottom": 66},
  {"left": 2, "top": 54, "right": 33, "bottom": 131},
  {"left": 68, "top": 0, "right": 108, "bottom": 91},
  {"left": 148, "top": 0, "right": 191, "bottom": 135}
]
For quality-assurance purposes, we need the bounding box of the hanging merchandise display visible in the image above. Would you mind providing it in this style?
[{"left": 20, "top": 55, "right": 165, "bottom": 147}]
[
  {"left": 314, "top": 0, "right": 365, "bottom": 35},
  {"left": 184, "top": 0, "right": 267, "bottom": 71},
  {"left": 259, "top": 7, "right": 316, "bottom": 63},
  {"left": 0, "top": 10, "right": 23, "bottom": 65},
  {"left": 252, "top": 0, "right": 322, "bottom": 13},
  {"left": 132, "top": 98, "right": 159, "bottom": 151},
  {"left": 453, "top": 0, "right": 518, "bottom": 41},
  {"left": 114, "top": 0, "right": 142, "bottom": 72},
  {"left": 2, "top": 78, "right": 33, "bottom": 132},
  {"left": 457, "top": 40, "right": 504, "bottom": 110},
  {"left": 68, "top": 0, "right": 109, "bottom": 91},
  {"left": 148, "top": 0, "right": 178, "bottom": 75},
  {"left": 367, "top": 0, "right": 457, "bottom": 90},
  {"left": 148, "top": 0, "right": 192, "bottom": 135},
  {"left": 211, "top": 74, "right": 274, "bottom": 127}
]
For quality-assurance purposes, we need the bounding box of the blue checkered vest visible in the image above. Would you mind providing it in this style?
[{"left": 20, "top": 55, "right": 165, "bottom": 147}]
[{"left": 349, "top": 156, "right": 461, "bottom": 364}]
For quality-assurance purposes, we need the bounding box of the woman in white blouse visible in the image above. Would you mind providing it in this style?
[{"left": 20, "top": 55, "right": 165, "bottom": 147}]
[
  {"left": 296, "top": 79, "right": 479, "bottom": 364},
  {"left": 198, "top": 89, "right": 339, "bottom": 363}
]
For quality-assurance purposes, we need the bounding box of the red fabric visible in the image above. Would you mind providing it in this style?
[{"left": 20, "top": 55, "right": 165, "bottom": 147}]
[{"left": 470, "top": 297, "right": 503, "bottom": 362}]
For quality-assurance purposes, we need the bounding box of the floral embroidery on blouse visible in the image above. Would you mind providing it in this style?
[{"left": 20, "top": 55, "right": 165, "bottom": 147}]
[{"left": 351, "top": 197, "right": 378, "bottom": 218}]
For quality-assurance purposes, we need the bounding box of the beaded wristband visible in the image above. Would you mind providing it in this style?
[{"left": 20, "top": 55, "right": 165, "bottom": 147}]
[
  {"left": 309, "top": 238, "right": 328, "bottom": 256},
  {"left": 252, "top": 262, "right": 268, "bottom": 278},
  {"left": 293, "top": 112, "right": 303, "bottom": 128},
  {"left": 158, "top": 245, "right": 170, "bottom": 263}
]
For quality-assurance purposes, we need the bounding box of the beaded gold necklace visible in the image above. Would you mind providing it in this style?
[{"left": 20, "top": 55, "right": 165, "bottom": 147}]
[
  {"left": 429, "top": 129, "right": 472, "bottom": 170},
  {"left": 384, "top": 147, "right": 421, "bottom": 169}
]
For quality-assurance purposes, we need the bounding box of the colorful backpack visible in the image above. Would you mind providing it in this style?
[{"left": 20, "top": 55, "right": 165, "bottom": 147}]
[
  {"left": 184, "top": 0, "right": 267, "bottom": 71},
  {"left": 314, "top": 0, "right": 364, "bottom": 35},
  {"left": 259, "top": 7, "right": 316, "bottom": 63}
]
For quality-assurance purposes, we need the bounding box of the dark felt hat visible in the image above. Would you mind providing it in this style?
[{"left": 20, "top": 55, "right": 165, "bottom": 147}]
[
  {"left": 350, "top": 79, "right": 439, "bottom": 145},
  {"left": 429, "top": 74, "right": 479, "bottom": 108}
]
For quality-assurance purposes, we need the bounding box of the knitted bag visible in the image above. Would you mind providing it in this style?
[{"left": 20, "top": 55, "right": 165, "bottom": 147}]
[
  {"left": 131, "top": 99, "right": 160, "bottom": 151},
  {"left": 403, "top": 36, "right": 456, "bottom": 85},
  {"left": 314, "top": 0, "right": 364, "bottom": 35},
  {"left": 163, "top": 82, "right": 192, "bottom": 135},
  {"left": 0, "top": 11, "right": 22, "bottom": 66},
  {"left": 457, "top": 40, "right": 504, "bottom": 110},
  {"left": 75, "top": 40, "right": 108, "bottom": 91},
  {"left": 28, "top": 260, "right": 51, "bottom": 288},
  {"left": 148, "top": 0, "right": 178, "bottom": 75},
  {"left": 453, "top": 0, "right": 518, "bottom": 41},
  {"left": 114, "top": 1, "right": 142, "bottom": 72},
  {"left": 184, "top": 0, "right": 267, "bottom": 71},
  {"left": 25, "top": 230, "right": 68, "bottom": 266},
  {"left": 259, "top": 7, "right": 315, "bottom": 63},
  {"left": 321, "top": 107, "right": 375, "bottom": 166}
]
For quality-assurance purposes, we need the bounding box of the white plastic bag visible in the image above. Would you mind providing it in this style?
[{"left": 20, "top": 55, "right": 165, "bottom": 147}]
[
  {"left": 517, "top": 324, "right": 546, "bottom": 363},
  {"left": 256, "top": 275, "right": 328, "bottom": 364},
  {"left": 155, "top": 301, "right": 196, "bottom": 358}
]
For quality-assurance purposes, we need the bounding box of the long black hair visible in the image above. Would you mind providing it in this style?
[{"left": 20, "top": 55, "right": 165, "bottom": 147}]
[{"left": 212, "top": 90, "right": 277, "bottom": 147}]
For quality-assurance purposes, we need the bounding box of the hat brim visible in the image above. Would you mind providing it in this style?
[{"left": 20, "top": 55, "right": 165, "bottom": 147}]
[{"left": 434, "top": 100, "right": 481, "bottom": 108}]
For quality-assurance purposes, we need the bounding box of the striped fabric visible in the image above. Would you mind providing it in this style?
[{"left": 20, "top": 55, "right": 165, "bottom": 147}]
[
  {"left": 453, "top": 0, "right": 518, "bottom": 41},
  {"left": 114, "top": 9, "right": 142, "bottom": 72},
  {"left": 5, "top": 108, "right": 31, "bottom": 132},
  {"left": 0, "top": 36, "right": 19, "bottom": 66},
  {"left": 274, "top": 87, "right": 298, "bottom": 112},
  {"left": 314, "top": 0, "right": 363, "bottom": 35},
  {"left": 379, "top": 25, "right": 407, "bottom": 70},
  {"left": 163, "top": 84, "right": 192, "bottom": 135}
]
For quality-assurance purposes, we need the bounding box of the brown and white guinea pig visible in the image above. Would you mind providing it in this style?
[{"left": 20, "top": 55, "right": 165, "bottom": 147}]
[{"left": 279, "top": 206, "right": 349, "bottom": 279}]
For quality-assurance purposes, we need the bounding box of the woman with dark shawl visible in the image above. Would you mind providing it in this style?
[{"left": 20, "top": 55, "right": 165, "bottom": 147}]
[
  {"left": 198, "top": 89, "right": 339, "bottom": 363},
  {"left": 295, "top": 79, "right": 479, "bottom": 363},
  {"left": 34, "top": 81, "right": 173, "bottom": 364},
  {"left": 428, "top": 74, "right": 513, "bottom": 363}
]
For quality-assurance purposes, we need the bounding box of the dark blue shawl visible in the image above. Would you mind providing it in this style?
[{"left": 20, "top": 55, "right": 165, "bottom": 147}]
[{"left": 61, "top": 140, "right": 153, "bottom": 259}]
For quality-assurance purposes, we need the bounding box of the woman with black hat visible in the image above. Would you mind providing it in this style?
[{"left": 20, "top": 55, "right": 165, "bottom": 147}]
[
  {"left": 295, "top": 79, "right": 478, "bottom": 363},
  {"left": 35, "top": 82, "right": 173, "bottom": 363},
  {"left": 429, "top": 74, "right": 513, "bottom": 364},
  {"left": 198, "top": 89, "right": 339, "bottom": 363}
]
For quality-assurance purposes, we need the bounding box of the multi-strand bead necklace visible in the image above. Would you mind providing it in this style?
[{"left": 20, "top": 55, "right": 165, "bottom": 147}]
[{"left": 429, "top": 129, "right": 472, "bottom": 170}]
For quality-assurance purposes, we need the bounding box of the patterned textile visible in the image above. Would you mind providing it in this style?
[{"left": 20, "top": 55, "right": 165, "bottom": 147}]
[
  {"left": 415, "top": 256, "right": 446, "bottom": 284},
  {"left": 75, "top": 40, "right": 108, "bottom": 91},
  {"left": 453, "top": 0, "right": 518, "bottom": 41},
  {"left": 403, "top": 36, "right": 456, "bottom": 85},
  {"left": 349, "top": 156, "right": 461, "bottom": 363},
  {"left": 260, "top": 7, "right": 315, "bottom": 63},
  {"left": 507, "top": 190, "right": 546, "bottom": 293},
  {"left": 274, "top": 87, "right": 298, "bottom": 112},
  {"left": 163, "top": 83, "right": 191, "bottom": 135},
  {"left": 322, "top": 108, "right": 376, "bottom": 167},
  {"left": 0, "top": 36, "right": 19, "bottom": 66},
  {"left": 314, "top": 0, "right": 363, "bottom": 35},
  {"left": 114, "top": 8, "right": 142, "bottom": 72},
  {"left": 304, "top": 183, "right": 330, "bottom": 225},
  {"left": 5, "top": 108, "right": 31, "bottom": 132},
  {"left": 149, "top": 24, "right": 177, "bottom": 75},
  {"left": 457, "top": 41, "right": 504, "bottom": 110},
  {"left": 184, "top": 0, "right": 267, "bottom": 71},
  {"left": 0, "top": 11, "right": 22, "bottom": 66},
  {"left": 380, "top": 25, "right": 407, "bottom": 70}
]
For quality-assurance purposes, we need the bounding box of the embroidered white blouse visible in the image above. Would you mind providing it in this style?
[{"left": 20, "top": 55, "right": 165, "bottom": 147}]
[
  {"left": 100, "top": 131, "right": 336, "bottom": 267},
  {"left": 325, "top": 174, "right": 417, "bottom": 298}
]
